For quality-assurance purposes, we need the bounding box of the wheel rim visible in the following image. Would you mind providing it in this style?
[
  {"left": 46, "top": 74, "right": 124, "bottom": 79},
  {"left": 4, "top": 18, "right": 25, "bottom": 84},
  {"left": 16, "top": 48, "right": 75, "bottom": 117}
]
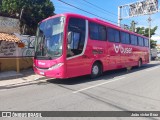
[{"left": 92, "top": 65, "right": 99, "bottom": 75}]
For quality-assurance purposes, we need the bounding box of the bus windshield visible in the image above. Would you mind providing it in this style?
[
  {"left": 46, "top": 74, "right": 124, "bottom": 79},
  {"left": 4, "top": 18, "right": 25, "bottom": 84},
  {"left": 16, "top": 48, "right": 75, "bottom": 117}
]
[{"left": 35, "top": 17, "right": 65, "bottom": 60}]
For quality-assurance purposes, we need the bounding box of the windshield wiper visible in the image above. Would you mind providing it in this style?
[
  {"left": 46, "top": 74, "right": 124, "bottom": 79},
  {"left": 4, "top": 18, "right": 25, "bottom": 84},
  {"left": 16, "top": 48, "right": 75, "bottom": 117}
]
[{"left": 34, "top": 53, "right": 52, "bottom": 60}]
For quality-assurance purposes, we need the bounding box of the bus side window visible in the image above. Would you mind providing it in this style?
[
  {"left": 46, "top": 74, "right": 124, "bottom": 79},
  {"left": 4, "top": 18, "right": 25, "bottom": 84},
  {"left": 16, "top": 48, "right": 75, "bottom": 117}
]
[
  {"left": 107, "top": 28, "right": 114, "bottom": 42},
  {"left": 138, "top": 37, "right": 144, "bottom": 46},
  {"left": 134, "top": 36, "right": 138, "bottom": 45},
  {"left": 131, "top": 35, "right": 135, "bottom": 45},
  {"left": 144, "top": 39, "right": 149, "bottom": 47}
]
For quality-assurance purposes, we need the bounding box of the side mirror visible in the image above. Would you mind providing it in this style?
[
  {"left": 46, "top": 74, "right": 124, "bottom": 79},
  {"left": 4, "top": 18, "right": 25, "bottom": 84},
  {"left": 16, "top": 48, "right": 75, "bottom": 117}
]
[{"left": 67, "top": 31, "right": 72, "bottom": 44}]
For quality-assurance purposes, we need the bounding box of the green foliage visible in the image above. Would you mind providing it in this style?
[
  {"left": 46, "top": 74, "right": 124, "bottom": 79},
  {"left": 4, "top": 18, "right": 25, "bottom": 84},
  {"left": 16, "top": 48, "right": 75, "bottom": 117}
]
[
  {"left": 0, "top": 0, "right": 55, "bottom": 35},
  {"left": 150, "top": 39, "right": 157, "bottom": 49},
  {"left": 136, "top": 26, "right": 158, "bottom": 37},
  {"left": 130, "top": 21, "right": 137, "bottom": 32},
  {"left": 135, "top": 26, "right": 158, "bottom": 48},
  {"left": 0, "top": 0, "right": 2, "bottom": 11}
]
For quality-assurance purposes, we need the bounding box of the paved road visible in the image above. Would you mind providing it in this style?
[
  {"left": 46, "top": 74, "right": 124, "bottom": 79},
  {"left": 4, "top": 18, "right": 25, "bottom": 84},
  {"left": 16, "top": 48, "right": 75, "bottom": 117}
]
[{"left": 0, "top": 61, "right": 160, "bottom": 120}]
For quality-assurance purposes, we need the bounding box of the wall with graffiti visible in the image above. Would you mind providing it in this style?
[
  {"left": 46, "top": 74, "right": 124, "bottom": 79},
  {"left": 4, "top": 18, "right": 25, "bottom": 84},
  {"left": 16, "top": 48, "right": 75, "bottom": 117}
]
[
  {"left": 18, "top": 35, "right": 35, "bottom": 57},
  {"left": 0, "top": 41, "right": 17, "bottom": 57},
  {"left": 0, "top": 35, "right": 35, "bottom": 58},
  {"left": 0, "top": 35, "right": 35, "bottom": 71}
]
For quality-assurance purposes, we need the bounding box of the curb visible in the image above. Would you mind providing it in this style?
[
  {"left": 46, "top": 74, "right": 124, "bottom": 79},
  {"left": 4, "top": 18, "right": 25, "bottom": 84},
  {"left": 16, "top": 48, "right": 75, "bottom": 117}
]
[
  {"left": 0, "top": 71, "right": 23, "bottom": 80},
  {"left": 1, "top": 76, "right": 47, "bottom": 88}
]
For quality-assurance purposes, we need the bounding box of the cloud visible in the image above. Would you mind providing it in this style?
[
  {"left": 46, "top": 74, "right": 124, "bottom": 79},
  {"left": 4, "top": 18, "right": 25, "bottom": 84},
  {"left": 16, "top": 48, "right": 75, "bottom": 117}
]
[
  {"left": 152, "top": 35, "right": 160, "bottom": 40},
  {"left": 151, "top": 35, "right": 160, "bottom": 44}
]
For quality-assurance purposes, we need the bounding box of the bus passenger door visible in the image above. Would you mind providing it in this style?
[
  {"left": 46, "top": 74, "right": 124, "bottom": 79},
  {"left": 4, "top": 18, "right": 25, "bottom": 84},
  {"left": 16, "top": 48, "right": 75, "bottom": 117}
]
[{"left": 66, "top": 18, "right": 89, "bottom": 78}]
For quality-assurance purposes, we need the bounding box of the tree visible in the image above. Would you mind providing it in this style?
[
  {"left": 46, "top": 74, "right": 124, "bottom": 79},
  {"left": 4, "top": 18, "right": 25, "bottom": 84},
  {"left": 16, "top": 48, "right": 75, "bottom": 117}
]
[
  {"left": 0, "top": 0, "right": 2, "bottom": 11},
  {"left": 1, "top": 0, "right": 55, "bottom": 35},
  {"left": 136, "top": 26, "right": 158, "bottom": 37},
  {"left": 130, "top": 21, "right": 137, "bottom": 32},
  {"left": 150, "top": 39, "right": 157, "bottom": 49},
  {"left": 136, "top": 26, "right": 158, "bottom": 48}
]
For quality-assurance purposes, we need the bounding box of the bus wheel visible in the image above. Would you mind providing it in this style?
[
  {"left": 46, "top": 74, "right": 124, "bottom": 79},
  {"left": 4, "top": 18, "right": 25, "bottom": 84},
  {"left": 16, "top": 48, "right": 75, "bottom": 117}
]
[
  {"left": 91, "top": 62, "right": 102, "bottom": 78},
  {"left": 138, "top": 59, "right": 142, "bottom": 68}
]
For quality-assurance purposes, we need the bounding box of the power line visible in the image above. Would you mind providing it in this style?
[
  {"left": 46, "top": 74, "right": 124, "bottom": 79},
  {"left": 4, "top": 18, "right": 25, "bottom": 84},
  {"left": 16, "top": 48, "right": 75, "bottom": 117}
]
[
  {"left": 57, "top": 0, "right": 120, "bottom": 25},
  {"left": 82, "top": 0, "right": 117, "bottom": 17},
  {"left": 69, "top": 0, "right": 117, "bottom": 19}
]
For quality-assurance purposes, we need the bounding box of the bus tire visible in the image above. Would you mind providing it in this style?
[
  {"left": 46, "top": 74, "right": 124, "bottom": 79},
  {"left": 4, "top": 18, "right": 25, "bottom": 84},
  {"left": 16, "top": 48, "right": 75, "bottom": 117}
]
[
  {"left": 138, "top": 59, "right": 142, "bottom": 68},
  {"left": 91, "top": 62, "right": 102, "bottom": 78}
]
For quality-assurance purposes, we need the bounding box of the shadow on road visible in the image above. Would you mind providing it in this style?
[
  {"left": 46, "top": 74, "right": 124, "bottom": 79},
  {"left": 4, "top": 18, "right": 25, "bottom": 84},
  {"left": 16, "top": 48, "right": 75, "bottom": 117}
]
[
  {"left": 0, "top": 62, "right": 159, "bottom": 90},
  {"left": 46, "top": 63, "right": 160, "bottom": 85}
]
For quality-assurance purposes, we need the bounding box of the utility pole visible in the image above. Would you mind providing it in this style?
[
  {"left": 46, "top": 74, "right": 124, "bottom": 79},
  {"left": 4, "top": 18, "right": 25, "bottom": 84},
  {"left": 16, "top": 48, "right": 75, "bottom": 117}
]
[
  {"left": 118, "top": 0, "right": 159, "bottom": 62},
  {"left": 118, "top": 6, "right": 122, "bottom": 26},
  {"left": 148, "top": 15, "right": 152, "bottom": 62},
  {"left": 118, "top": 0, "right": 159, "bottom": 28}
]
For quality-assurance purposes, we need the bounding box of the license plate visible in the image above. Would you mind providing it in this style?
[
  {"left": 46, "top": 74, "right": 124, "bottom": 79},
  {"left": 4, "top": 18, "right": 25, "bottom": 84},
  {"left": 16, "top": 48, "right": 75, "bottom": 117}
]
[{"left": 39, "top": 72, "right": 45, "bottom": 75}]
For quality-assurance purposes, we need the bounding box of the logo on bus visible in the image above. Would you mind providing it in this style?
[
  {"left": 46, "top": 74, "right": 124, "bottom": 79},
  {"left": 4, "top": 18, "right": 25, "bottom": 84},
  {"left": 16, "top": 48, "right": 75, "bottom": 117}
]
[
  {"left": 114, "top": 44, "right": 132, "bottom": 54},
  {"left": 38, "top": 62, "right": 46, "bottom": 65}
]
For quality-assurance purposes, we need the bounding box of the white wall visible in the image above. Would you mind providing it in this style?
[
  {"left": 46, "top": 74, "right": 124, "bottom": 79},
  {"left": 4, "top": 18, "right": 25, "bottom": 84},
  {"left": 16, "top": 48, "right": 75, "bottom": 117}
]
[{"left": 0, "top": 35, "right": 35, "bottom": 57}]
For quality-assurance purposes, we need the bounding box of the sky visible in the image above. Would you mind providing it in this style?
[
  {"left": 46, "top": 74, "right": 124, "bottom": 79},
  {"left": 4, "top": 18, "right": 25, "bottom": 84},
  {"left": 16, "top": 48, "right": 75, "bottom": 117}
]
[{"left": 52, "top": 0, "right": 160, "bottom": 44}]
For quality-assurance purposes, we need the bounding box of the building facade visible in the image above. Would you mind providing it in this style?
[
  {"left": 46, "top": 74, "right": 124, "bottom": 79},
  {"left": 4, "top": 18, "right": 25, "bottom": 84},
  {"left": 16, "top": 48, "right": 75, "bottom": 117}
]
[{"left": 0, "top": 16, "right": 35, "bottom": 72}]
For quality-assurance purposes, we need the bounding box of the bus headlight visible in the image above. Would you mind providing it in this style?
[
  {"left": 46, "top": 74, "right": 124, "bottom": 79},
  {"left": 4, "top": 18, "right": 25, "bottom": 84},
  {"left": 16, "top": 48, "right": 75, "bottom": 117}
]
[{"left": 48, "top": 63, "right": 64, "bottom": 70}]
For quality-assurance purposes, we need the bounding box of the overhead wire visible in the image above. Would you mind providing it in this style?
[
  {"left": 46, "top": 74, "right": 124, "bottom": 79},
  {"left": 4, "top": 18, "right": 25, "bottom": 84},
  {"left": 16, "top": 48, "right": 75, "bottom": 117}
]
[
  {"left": 69, "top": 0, "right": 117, "bottom": 19},
  {"left": 55, "top": 0, "right": 159, "bottom": 37},
  {"left": 56, "top": 0, "right": 126, "bottom": 26},
  {"left": 82, "top": 0, "right": 117, "bottom": 17}
]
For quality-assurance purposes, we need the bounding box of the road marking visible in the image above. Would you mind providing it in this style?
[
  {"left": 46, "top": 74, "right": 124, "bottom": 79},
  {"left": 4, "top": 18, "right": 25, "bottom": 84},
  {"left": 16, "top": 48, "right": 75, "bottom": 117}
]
[
  {"left": 145, "top": 66, "right": 160, "bottom": 72},
  {"left": 73, "top": 77, "right": 125, "bottom": 93}
]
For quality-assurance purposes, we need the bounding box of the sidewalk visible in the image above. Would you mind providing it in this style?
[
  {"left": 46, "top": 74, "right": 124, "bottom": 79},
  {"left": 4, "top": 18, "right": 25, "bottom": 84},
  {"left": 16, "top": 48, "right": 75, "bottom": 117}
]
[
  {"left": 0, "top": 68, "right": 47, "bottom": 87},
  {"left": 0, "top": 61, "right": 159, "bottom": 87}
]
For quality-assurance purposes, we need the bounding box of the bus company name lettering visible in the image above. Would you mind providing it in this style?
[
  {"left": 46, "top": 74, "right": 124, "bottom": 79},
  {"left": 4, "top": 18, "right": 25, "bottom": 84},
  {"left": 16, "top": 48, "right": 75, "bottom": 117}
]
[
  {"left": 38, "top": 62, "right": 46, "bottom": 65},
  {"left": 114, "top": 44, "right": 132, "bottom": 54}
]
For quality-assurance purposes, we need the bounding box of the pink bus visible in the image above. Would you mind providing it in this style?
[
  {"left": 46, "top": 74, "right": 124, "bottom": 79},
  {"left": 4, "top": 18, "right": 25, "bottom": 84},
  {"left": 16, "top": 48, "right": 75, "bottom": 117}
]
[{"left": 33, "top": 13, "right": 149, "bottom": 79}]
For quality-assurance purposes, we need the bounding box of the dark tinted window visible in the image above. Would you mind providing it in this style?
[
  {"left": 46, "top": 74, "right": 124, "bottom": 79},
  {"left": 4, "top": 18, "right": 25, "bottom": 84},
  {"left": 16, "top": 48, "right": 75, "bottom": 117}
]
[
  {"left": 130, "top": 35, "right": 138, "bottom": 45},
  {"left": 121, "top": 32, "right": 126, "bottom": 44},
  {"left": 131, "top": 35, "right": 135, "bottom": 45},
  {"left": 138, "top": 37, "right": 144, "bottom": 46},
  {"left": 138, "top": 37, "right": 141, "bottom": 46},
  {"left": 89, "top": 22, "right": 106, "bottom": 41},
  {"left": 142, "top": 38, "right": 144, "bottom": 46},
  {"left": 90, "top": 22, "right": 98, "bottom": 40},
  {"left": 125, "top": 33, "right": 130, "bottom": 44},
  {"left": 107, "top": 28, "right": 120, "bottom": 42},
  {"left": 99, "top": 25, "right": 107, "bottom": 40},
  {"left": 134, "top": 36, "right": 138, "bottom": 45},
  {"left": 107, "top": 28, "right": 114, "bottom": 42},
  {"left": 144, "top": 38, "right": 149, "bottom": 47},
  {"left": 115, "top": 30, "right": 120, "bottom": 42},
  {"left": 121, "top": 32, "right": 130, "bottom": 44}
]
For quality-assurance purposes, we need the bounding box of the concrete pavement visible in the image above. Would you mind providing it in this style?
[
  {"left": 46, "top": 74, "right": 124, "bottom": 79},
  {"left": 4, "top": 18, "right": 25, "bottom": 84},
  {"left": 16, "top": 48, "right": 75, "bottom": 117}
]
[
  {"left": 0, "top": 61, "right": 159, "bottom": 87},
  {"left": 0, "top": 68, "right": 46, "bottom": 87},
  {"left": 0, "top": 61, "right": 160, "bottom": 120}
]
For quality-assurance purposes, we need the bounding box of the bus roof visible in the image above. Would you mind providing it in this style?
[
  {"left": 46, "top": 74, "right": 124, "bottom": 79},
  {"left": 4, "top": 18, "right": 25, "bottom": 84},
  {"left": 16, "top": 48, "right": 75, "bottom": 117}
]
[{"left": 40, "top": 13, "right": 148, "bottom": 39}]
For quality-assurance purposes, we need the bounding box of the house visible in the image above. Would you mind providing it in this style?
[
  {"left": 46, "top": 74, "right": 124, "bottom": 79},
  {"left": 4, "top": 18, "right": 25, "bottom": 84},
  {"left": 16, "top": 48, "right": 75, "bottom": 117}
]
[
  {"left": 0, "top": 16, "right": 34, "bottom": 72},
  {"left": 156, "top": 44, "right": 160, "bottom": 53}
]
